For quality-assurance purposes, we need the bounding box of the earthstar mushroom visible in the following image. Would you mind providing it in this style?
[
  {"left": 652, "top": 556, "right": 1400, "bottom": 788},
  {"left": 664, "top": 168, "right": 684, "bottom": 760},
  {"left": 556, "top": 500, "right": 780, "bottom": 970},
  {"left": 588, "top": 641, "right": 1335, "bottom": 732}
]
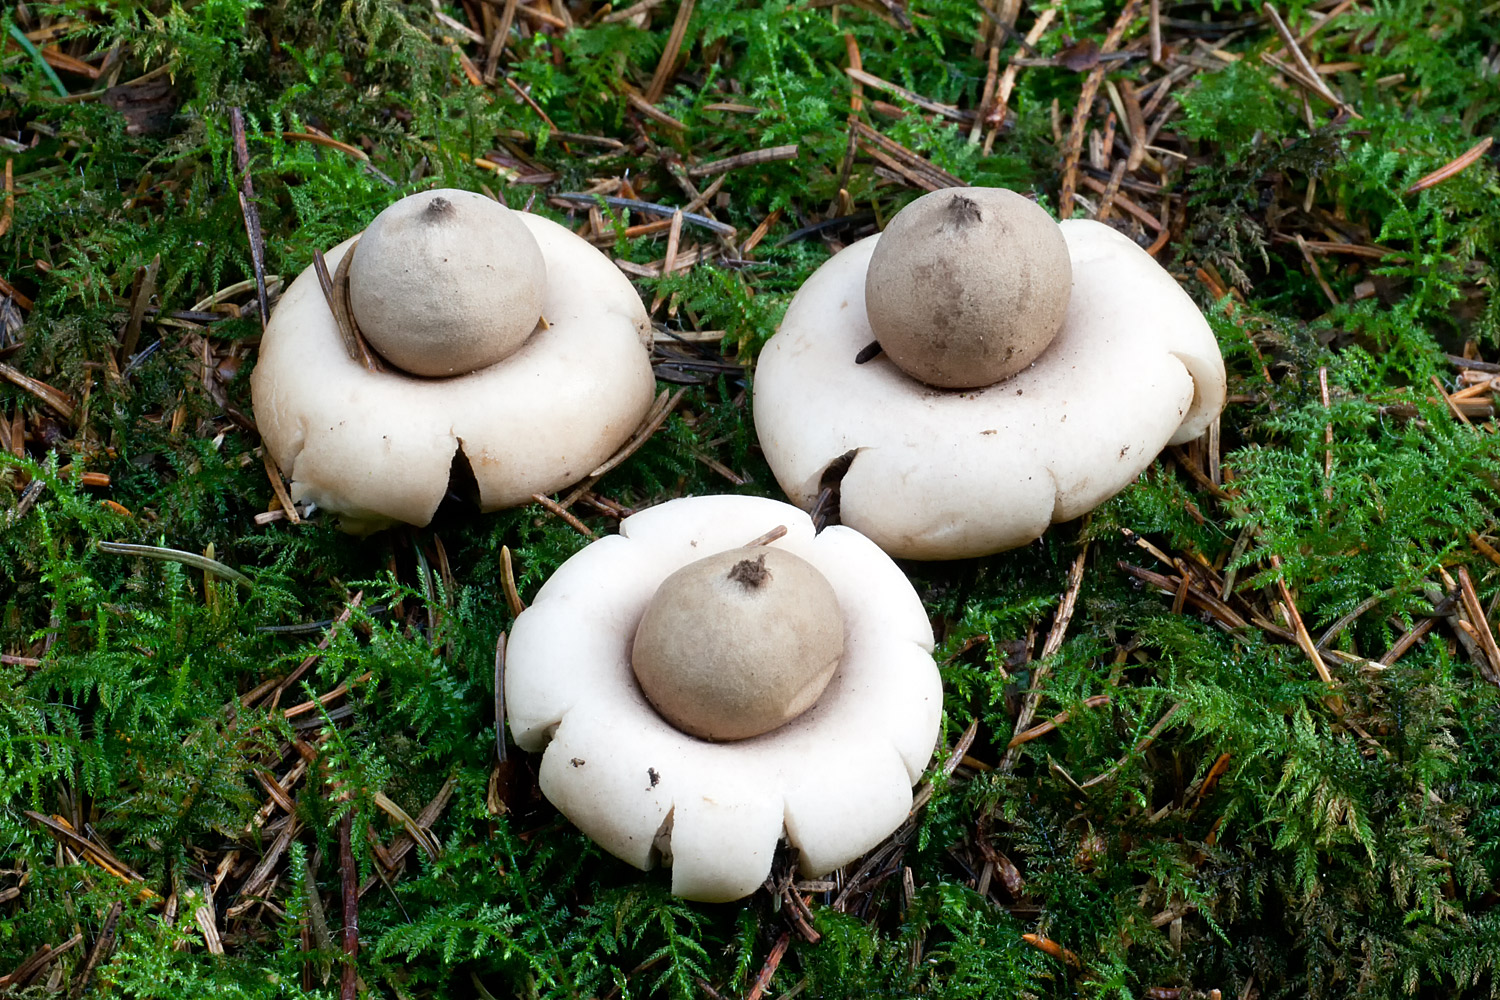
[
  {"left": 753, "top": 189, "right": 1227, "bottom": 560},
  {"left": 505, "top": 495, "right": 942, "bottom": 902},
  {"left": 251, "top": 188, "right": 655, "bottom": 533}
]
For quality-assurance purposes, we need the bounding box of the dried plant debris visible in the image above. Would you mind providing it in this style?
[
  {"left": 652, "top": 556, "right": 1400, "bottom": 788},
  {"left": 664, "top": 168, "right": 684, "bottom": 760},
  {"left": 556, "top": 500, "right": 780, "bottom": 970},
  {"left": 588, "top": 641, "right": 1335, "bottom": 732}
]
[{"left": 3, "top": 1, "right": 1500, "bottom": 998}]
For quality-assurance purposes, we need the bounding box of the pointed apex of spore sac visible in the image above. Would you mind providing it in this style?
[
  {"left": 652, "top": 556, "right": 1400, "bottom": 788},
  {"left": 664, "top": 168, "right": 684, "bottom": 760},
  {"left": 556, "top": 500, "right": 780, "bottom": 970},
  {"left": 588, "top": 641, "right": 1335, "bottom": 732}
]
[
  {"left": 945, "top": 194, "right": 984, "bottom": 229},
  {"left": 727, "top": 554, "right": 771, "bottom": 589},
  {"left": 423, "top": 195, "right": 454, "bottom": 220}
]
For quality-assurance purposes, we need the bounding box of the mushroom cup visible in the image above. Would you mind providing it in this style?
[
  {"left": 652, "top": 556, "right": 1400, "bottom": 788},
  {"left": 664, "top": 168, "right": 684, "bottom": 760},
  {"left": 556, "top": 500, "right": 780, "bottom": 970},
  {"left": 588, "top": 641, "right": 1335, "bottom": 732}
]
[
  {"left": 505, "top": 495, "right": 942, "bottom": 903},
  {"left": 753, "top": 211, "right": 1227, "bottom": 560},
  {"left": 251, "top": 191, "right": 656, "bottom": 533}
]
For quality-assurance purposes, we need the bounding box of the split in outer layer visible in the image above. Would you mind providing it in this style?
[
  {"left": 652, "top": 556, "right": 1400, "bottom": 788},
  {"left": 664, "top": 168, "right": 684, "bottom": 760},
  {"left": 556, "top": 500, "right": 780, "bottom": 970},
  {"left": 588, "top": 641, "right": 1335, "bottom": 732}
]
[
  {"left": 250, "top": 213, "right": 655, "bottom": 534},
  {"left": 752, "top": 219, "right": 1228, "bottom": 561},
  {"left": 505, "top": 495, "right": 942, "bottom": 903}
]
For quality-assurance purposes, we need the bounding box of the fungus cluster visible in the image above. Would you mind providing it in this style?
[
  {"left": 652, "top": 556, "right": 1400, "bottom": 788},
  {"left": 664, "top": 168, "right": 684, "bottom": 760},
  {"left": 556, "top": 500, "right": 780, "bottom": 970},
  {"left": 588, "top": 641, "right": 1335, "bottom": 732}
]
[
  {"left": 253, "top": 183, "right": 1228, "bottom": 903},
  {"left": 251, "top": 189, "right": 655, "bottom": 533},
  {"left": 505, "top": 496, "right": 942, "bottom": 902},
  {"left": 754, "top": 186, "right": 1227, "bottom": 560}
]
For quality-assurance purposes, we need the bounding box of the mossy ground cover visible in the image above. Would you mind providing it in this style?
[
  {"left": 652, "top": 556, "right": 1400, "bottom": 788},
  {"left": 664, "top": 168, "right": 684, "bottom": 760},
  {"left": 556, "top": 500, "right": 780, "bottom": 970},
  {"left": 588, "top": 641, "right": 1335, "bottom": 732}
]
[{"left": 2, "top": 0, "right": 1500, "bottom": 996}]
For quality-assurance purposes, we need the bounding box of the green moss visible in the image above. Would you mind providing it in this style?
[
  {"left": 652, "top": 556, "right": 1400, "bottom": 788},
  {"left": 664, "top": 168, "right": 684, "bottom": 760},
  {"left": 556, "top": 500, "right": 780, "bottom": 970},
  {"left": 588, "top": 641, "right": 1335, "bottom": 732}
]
[{"left": 4, "top": 0, "right": 1500, "bottom": 996}]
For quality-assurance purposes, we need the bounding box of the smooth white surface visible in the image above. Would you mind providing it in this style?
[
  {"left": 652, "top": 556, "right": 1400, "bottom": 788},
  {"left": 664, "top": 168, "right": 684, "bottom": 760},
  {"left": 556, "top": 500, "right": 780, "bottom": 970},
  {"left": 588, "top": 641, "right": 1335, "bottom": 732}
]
[
  {"left": 753, "top": 219, "right": 1227, "bottom": 560},
  {"left": 251, "top": 212, "right": 655, "bottom": 532},
  {"left": 506, "top": 495, "right": 942, "bottom": 902}
]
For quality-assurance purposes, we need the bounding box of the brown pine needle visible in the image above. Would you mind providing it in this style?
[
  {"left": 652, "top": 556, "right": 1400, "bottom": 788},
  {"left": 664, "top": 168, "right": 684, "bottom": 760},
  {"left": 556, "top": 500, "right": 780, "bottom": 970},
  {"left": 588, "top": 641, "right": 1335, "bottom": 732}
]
[
  {"left": 1406, "top": 136, "right": 1495, "bottom": 195},
  {"left": 645, "top": 0, "right": 695, "bottom": 103},
  {"left": 1022, "top": 933, "right": 1081, "bottom": 967},
  {"left": 262, "top": 451, "right": 301, "bottom": 524},
  {"left": 742, "top": 524, "right": 788, "bottom": 548},
  {"left": 532, "top": 493, "right": 596, "bottom": 539},
  {"left": 500, "top": 546, "right": 526, "bottom": 617}
]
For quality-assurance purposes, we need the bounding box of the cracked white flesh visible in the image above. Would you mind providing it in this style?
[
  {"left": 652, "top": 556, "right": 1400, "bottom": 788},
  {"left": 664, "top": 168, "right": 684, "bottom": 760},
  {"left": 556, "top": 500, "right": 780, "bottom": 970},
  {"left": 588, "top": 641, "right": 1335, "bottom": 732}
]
[
  {"left": 506, "top": 495, "right": 941, "bottom": 902},
  {"left": 251, "top": 213, "right": 655, "bottom": 533},
  {"left": 752, "top": 219, "right": 1227, "bottom": 560}
]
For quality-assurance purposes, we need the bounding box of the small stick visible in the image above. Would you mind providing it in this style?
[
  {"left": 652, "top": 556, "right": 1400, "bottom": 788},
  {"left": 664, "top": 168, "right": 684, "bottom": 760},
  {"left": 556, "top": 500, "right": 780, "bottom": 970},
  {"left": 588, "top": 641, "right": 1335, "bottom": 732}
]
[
  {"left": 504, "top": 75, "right": 560, "bottom": 134},
  {"left": 827, "top": 120, "right": 860, "bottom": 217},
  {"left": 599, "top": 0, "right": 669, "bottom": 23},
  {"left": 645, "top": 0, "right": 696, "bottom": 103},
  {"left": 339, "top": 815, "right": 358, "bottom": 1000},
  {"left": 740, "top": 208, "right": 782, "bottom": 257},
  {"left": 331, "top": 243, "right": 384, "bottom": 372},
  {"left": 1021, "top": 933, "right": 1081, "bottom": 967},
  {"left": 262, "top": 451, "right": 302, "bottom": 524},
  {"left": 0, "top": 157, "right": 12, "bottom": 239},
  {"left": 854, "top": 121, "right": 965, "bottom": 189},
  {"left": 485, "top": 0, "right": 519, "bottom": 76},
  {"left": 809, "top": 486, "right": 836, "bottom": 532},
  {"left": 845, "top": 32, "right": 865, "bottom": 114},
  {"left": 532, "top": 493, "right": 596, "bottom": 539},
  {"left": 1456, "top": 566, "right": 1500, "bottom": 685},
  {"left": 281, "top": 131, "right": 369, "bottom": 161},
  {"left": 627, "top": 91, "right": 688, "bottom": 130},
  {"left": 1430, "top": 374, "right": 1474, "bottom": 428},
  {"left": 313, "top": 250, "right": 361, "bottom": 364},
  {"left": 844, "top": 67, "right": 970, "bottom": 123},
  {"left": 1380, "top": 616, "right": 1437, "bottom": 666},
  {"left": 359, "top": 776, "right": 456, "bottom": 896},
  {"left": 970, "top": 41, "right": 1000, "bottom": 144},
  {"left": 1119, "top": 560, "right": 1250, "bottom": 630},
  {"left": 372, "top": 791, "right": 441, "bottom": 860},
  {"left": 560, "top": 388, "right": 686, "bottom": 506},
  {"left": 0, "top": 362, "right": 75, "bottom": 419},
  {"left": 1261, "top": 3, "right": 1351, "bottom": 113},
  {"left": 500, "top": 546, "right": 526, "bottom": 617},
  {"left": 1149, "top": 0, "right": 1162, "bottom": 64},
  {"left": 550, "top": 193, "right": 736, "bottom": 237},
  {"left": 96, "top": 541, "right": 253, "bottom": 588},
  {"left": 0, "top": 934, "right": 84, "bottom": 991},
  {"left": 1081, "top": 702, "right": 1182, "bottom": 788},
  {"left": 744, "top": 932, "right": 791, "bottom": 1000},
  {"left": 1001, "top": 542, "right": 1089, "bottom": 772},
  {"left": 1007, "top": 694, "right": 1112, "bottom": 748},
  {"left": 1470, "top": 533, "right": 1500, "bottom": 569},
  {"left": 1318, "top": 365, "right": 1333, "bottom": 499},
  {"left": 1273, "top": 571, "right": 1336, "bottom": 690},
  {"left": 267, "top": 594, "right": 361, "bottom": 707},
  {"left": 229, "top": 108, "right": 271, "bottom": 330},
  {"left": 283, "top": 674, "right": 367, "bottom": 719},
  {"left": 777, "top": 879, "right": 821, "bottom": 944},
  {"left": 1094, "top": 160, "right": 1128, "bottom": 221},
  {"left": 651, "top": 211, "right": 683, "bottom": 313},
  {"left": 686, "top": 144, "right": 799, "bottom": 178},
  {"left": 0, "top": 273, "right": 33, "bottom": 312},
  {"left": 120, "top": 257, "right": 163, "bottom": 364},
  {"left": 985, "top": 8, "right": 1058, "bottom": 154},
  {"left": 1059, "top": 0, "right": 1143, "bottom": 215},
  {"left": 1315, "top": 589, "right": 1390, "bottom": 650},
  {"left": 23, "top": 812, "right": 145, "bottom": 883},
  {"left": 1297, "top": 235, "right": 1340, "bottom": 306},
  {"left": 1297, "top": 0, "right": 1356, "bottom": 44},
  {"left": 69, "top": 901, "right": 123, "bottom": 1000},
  {"left": 1078, "top": 175, "right": 1163, "bottom": 230},
  {"left": 742, "top": 524, "right": 788, "bottom": 548}
]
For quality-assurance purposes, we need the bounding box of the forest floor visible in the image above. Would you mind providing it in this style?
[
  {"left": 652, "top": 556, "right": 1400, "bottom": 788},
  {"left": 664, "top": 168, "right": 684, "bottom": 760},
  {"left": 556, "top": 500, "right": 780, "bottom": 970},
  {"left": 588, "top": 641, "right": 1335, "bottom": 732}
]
[{"left": 3, "top": 0, "right": 1500, "bottom": 997}]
